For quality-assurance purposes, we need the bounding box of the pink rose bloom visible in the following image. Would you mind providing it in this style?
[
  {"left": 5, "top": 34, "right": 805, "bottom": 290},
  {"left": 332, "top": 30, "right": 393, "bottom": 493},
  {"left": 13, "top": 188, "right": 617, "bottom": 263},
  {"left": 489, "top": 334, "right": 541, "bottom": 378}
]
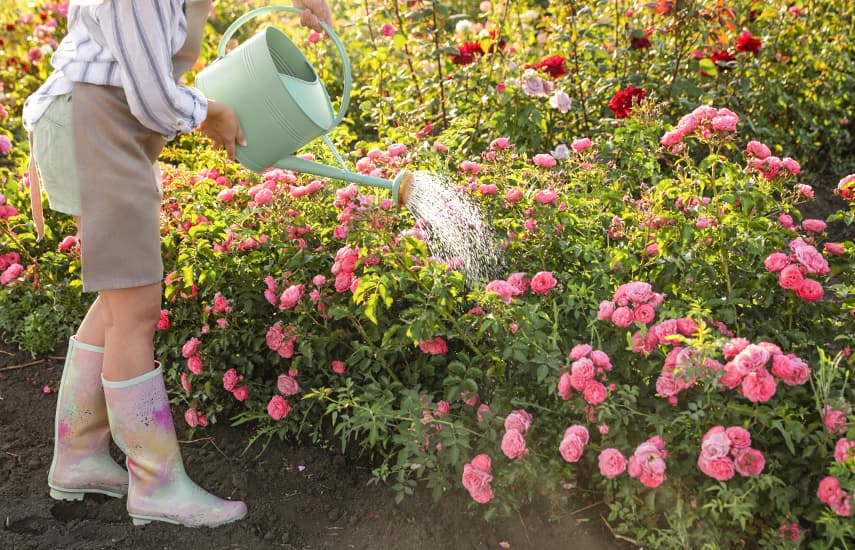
[
  {"left": 834, "top": 438, "right": 855, "bottom": 463},
  {"left": 778, "top": 264, "right": 804, "bottom": 290},
  {"left": 570, "top": 358, "right": 595, "bottom": 382},
  {"left": 380, "top": 23, "right": 395, "bottom": 36},
  {"left": 278, "top": 284, "right": 304, "bottom": 310},
  {"left": 267, "top": 395, "right": 291, "bottom": 420},
  {"left": 501, "top": 429, "right": 528, "bottom": 460},
  {"left": 419, "top": 337, "right": 448, "bottom": 355},
  {"left": 779, "top": 523, "right": 802, "bottom": 543},
  {"left": 530, "top": 271, "right": 557, "bottom": 294},
  {"left": 591, "top": 350, "right": 611, "bottom": 370},
  {"left": 823, "top": 405, "right": 848, "bottom": 435},
  {"left": 462, "top": 454, "right": 494, "bottom": 504},
  {"left": 332, "top": 360, "right": 346, "bottom": 375},
  {"left": 611, "top": 306, "right": 634, "bottom": 327},
  {"left": 828, "top": 491, "right": 851, "bottom": 517},
  {"left": 817, "top": 476, "right": 841, "bottom": 503},
  {"left": 764, "top": 252, "right": 790, "bottom": 273},
  {"left": 507, "top": 272, "right": 530, "bottom": 292},
  {"left": 701, "top": 426, "right": 732, "bottom": 459},
  {"left": 534, "top": 189, "right": 558, "bottom": 204},
  {"left": 0, "top": 263, "right": 23, "bottom": 285},
  {"left": 569, "top": 343, "right": 593, "bottom": 360},
  {"left": 505, "top": 188, "right": 522, "bottom": 202},
  {"left": 187, "top": 354, "right": 203, "bottom": 375},
  {"left": 504, "top": 409, "right": 533, "bottom": 434},
  {"left": 0, "top": 135, "right": 12, "bottom": 155},
  {"left": 796, "top": 278, "right": 823, "bottom": 302},
  {"left": 711, "top": 111, "right": 739, "bottom": 132},
  {"left": 698, "top": 454, "right": 735, "bottom": 481},
  {"left": 479, "top": 183, "right": 498, "bottom": 195},
  {"left": 825, "top": 242, "right": 846, "bottom": 255},
  {"left": 771, "top": 353, "right": 811, "bottom": 385},
  {"left": 633, "top": 304, "right": 656, "bottom": 324},
  {"left": 733, "top": 448, "right": 765, "bottom": 476},
  {"left": 583, "top": 380, "right": 608, "bottom": 404},
  {"left": 645, "top": 243, "right": 660, "bottom": 256},
  {"left": 476, "top": 404, "right": 491, "bottom": 423},
  {"left": 571, "top": 137, "right": 594, "bottom": 152},
  {"left": 559, "top": 434, "right": 586, "bottom": 463},
  {"left": 277, "top": 374, "right": 301, "bottom": 396},
  {"left": 660, "top": 130, "right": 683, "bottom": 147},
  {"left": 58, "top": 235, "right": 79, "bottom": 251},
  {"left": 781, "top": 157, "right": 800, "bottom": 175},
  {"left": 725, "top": 426, "right": 751, "bottom": 449},
  {"left": 181, "top": 337, "right": 201, "bottom": 358},
  {"left": 564, "top": 424, "right": 590, "bottom": 445},
  {"left": 532, "top": 153, "right": 557, "bottom": 168},
  {"left": 490, "top": 137, "right": 511, "bottom": 150},
  {"left": 222, "top": 368, "right": 240, "bottom": 391},
  {"left": 676, "top": 317, "right": 699, "bottom": 336},
  {"left": 792, "top": 241, "right": 829, "bottom": 275},
  {"left": 184, "top": 408, "right": 199, "bottom": 428},
  {"left": 796, "top": 183, "right": 814, "bottom": 198},
  {"left": 723, "top": 337, "right": 750, "bottom": 359},
  {"left": 557, "top": 372, "right": 573, "bottom": 400},
  {"left": 180, "top": 372, "right": 192, "bottom": 392},
  {"left": 460, "top": 160, "right": 481, "bottom": 174},
  {"left": 388, "top": 143, "right": 407, "bottom": 157},
  {"left": 746, "top": 140, "right": 771, "bottom": 159},
  {"left": 217, "top": 188, "right": 235, "bottom": 202},
  {"left": 598, "top": 448, "right": 628, "bottom": 478},
  {"left": 485, "top": 279, "right": 522, "bottom": 303},
  {"left": 740, "top": 369, "right": 777, "bottom": 402},
  {"left": 231, "top": 386, "right": 249, "bottom": 401},
  {"left": 597, "top": 300, "right": 616, "bottom": 321},
  {"left": 802, "top": 218, "right": 827, "bottom": 233}
]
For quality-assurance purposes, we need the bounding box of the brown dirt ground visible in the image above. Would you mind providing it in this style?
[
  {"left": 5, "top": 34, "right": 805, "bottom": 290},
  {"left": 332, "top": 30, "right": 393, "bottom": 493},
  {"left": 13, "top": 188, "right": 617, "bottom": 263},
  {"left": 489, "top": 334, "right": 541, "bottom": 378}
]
[{"left": 0, "top": 342, "right": 636, "bottom": 550}]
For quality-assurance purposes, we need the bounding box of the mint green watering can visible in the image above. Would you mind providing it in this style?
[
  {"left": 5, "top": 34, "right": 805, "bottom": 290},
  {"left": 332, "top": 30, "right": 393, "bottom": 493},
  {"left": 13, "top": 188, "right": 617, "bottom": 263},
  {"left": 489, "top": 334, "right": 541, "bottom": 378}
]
[{"left": 195, "top": 6, "right": 413, "bottom": 206}]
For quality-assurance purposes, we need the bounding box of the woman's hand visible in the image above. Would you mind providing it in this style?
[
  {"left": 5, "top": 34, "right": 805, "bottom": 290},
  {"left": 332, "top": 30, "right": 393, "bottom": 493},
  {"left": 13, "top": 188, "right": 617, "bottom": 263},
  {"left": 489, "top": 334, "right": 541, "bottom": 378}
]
[
  {"left": 292, "top": 0, "right": 333, "bottom": 32},
  {"left": 198, "top": 100, "right": 246, "bottom": 161}
]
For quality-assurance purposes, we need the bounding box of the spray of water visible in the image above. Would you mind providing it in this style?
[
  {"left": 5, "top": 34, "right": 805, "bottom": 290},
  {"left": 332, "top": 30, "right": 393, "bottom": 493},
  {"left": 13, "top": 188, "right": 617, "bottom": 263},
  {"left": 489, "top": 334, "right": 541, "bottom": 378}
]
[{"left": 402, "top": 170, "right": 504, "bottom": 284}]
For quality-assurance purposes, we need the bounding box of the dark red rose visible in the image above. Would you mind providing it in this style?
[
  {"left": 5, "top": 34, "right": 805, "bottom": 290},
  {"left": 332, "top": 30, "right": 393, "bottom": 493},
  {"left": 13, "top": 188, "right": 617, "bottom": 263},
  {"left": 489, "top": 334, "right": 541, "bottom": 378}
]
[
  {"left": 630, "top": 28, "right": 653, "bottom": 50},
  {"left": 608, "top": 86, "right": 646, "bottom": 118},
  {"left": 735, "top": 30, "right": 761, "bottom": 55},
  {"left": 711, "top": 50, "right": 736, "bottom": 69},
  {"left": 534, "top": 55, "right": 568, "bottom": 78},
  {"left": 450, "top": 42, "right": 485, "bottom": 65}
]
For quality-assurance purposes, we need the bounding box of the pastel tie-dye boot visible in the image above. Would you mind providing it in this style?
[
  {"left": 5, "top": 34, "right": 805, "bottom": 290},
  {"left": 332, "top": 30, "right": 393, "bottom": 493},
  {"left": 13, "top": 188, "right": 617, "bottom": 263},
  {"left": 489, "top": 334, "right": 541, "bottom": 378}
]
[
  {"left": 48, "top": 337, "right": 129, "bottom": 500},
  {"left": 102, "top": 364, "right": 247, "bottom": 527}
]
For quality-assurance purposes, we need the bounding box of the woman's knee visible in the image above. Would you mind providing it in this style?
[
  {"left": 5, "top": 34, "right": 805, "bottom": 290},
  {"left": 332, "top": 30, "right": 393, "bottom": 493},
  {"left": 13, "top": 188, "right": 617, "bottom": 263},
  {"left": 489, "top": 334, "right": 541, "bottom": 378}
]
[{"left": 98, "top": 284, "right": 162, "bottom": 329}]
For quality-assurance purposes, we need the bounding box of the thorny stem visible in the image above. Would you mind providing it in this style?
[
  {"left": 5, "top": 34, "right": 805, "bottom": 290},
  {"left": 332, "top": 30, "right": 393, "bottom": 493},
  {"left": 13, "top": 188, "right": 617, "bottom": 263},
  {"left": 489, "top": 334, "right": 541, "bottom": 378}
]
[{"left": 391, "top": 0, "right": 423, "bottom": 104}]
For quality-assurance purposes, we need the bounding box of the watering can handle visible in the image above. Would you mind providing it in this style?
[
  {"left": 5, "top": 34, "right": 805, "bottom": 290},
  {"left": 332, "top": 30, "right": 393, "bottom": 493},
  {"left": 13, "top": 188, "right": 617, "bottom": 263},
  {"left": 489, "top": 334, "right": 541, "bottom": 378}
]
[{"left": 216, "top": 6, "right": 352, "bottom": 128}]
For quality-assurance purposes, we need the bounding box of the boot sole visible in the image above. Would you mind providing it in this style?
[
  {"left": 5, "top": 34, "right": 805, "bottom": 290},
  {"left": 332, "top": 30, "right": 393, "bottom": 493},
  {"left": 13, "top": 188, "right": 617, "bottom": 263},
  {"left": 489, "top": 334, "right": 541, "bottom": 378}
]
[
  {"left": 130, "top": 510, "right": 247, "bottom": 528},
  {"left": 49, "top": 487, "right": 126, "bottom": 501}
]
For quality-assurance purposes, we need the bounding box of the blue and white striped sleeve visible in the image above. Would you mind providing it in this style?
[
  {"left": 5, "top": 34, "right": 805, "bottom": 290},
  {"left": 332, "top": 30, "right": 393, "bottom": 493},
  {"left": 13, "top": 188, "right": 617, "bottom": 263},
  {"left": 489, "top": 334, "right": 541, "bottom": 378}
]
[{"left": 96, "top": 0, "right": 207, "bottom": 140}]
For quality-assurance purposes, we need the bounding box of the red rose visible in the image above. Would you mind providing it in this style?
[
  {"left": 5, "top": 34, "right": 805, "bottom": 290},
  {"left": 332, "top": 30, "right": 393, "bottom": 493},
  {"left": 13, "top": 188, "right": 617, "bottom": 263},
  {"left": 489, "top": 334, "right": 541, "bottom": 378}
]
[
  {"left": 534, "top": 55, "right": 567, "bottom": 78},
  {"left": 608, "top": 86, "right": 646, "bottom": 118},
  {"left": 711, "top": 50, "right": 736, "bottom": 69},
  {"left": 735, "top": 30, "right": 761, "bottom": 55},
  {"left": 450, "top": 42, "right": 484, "bottom": 65}
]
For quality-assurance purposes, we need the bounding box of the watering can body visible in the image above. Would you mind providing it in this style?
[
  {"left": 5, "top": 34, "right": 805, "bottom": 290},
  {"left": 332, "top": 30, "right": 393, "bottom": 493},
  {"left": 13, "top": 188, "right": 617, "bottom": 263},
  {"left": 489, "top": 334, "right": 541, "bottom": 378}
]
[{"left": 195, "top": 6, "right": 413, "bottom": 205}]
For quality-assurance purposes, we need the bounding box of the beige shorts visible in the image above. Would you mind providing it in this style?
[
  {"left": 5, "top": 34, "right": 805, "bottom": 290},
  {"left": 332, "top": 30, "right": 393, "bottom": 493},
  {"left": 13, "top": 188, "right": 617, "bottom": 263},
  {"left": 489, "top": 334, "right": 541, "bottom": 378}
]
[{"left": 71, "top": 83, "right": 166, "bottom": 292}]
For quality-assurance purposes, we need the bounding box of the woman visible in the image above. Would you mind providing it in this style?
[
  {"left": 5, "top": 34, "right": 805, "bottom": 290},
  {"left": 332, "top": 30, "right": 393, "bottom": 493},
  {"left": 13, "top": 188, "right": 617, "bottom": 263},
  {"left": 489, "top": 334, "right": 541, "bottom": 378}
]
[{"left": 23, "top": 0, "right": 332, "bottom": 528}]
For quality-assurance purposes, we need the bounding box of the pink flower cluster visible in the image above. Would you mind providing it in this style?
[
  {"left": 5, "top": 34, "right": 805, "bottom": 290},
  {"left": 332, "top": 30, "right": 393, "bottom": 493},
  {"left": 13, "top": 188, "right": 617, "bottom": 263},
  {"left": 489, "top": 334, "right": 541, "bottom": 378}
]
[
  {"left": 266, "top": 321, "right": 298, "bottom": 359},
  {"left": 764, "top": 237, "right": 829, "bottom": 302},
  {"left": 598, "top": 281, "right": 664, "bottom": 327},
  {"left": 744, "top": 140, "right": 801, "bottom": 180},
  {"left": 355, "top": 144, "right": 410, "bottom": 180},
  {"left": 836, "top": 174, "right": 855, "bottom": 201},
  {"left": 0, "top": 192, "right": 20, "bottom": 221},
  {"left": 817, "top": 476, "right": 851, "bottom": 517},
  {"left": 332, "top": 245, "right": 360, "bottom": 293},
  {"left": 697, "top": 426, "right": 765, "bottom": 481},
  {"left": 660, "top": 105, "right": 740, "bottom": 148},
  {"left": 627, "top": 436, "right": 668, "bottom": 488},
  {"left": 631, "top": 317, "right": 700, "bottom": 354},
  {"left": 461, "top": 454, "right": 494, "bottom": 503},
  {"left": 501, "top": 409, "right": 531, "bottom": 460},
  {"left": 485, "top": 271, "right": 557, "bottom": 302},
  {"left": 598, "top": 448, "right": 628, "bottom": 479},
  {"left": 656, "top": 346, "right": 724, "bottom": 406},
  {"left": 559, "top": 424, "right": 589, "bottom": 463},
  {"left": 557, "top": 344, "right": 612, "bottom": 405},
  {"left": 222, "top": 368, "right": 248, "bottom": 402},
  {"left": 418, "top": 337, "right": 448, "bottom": 355},
  {"left": 822, "top": 404, "right": 849, "bottom": 435},
  {"left": 720, "top": 339, "right": 811, "bottom": 402},
  {"left": 835, "top": 437, "right": 855, "bottom": 463}
]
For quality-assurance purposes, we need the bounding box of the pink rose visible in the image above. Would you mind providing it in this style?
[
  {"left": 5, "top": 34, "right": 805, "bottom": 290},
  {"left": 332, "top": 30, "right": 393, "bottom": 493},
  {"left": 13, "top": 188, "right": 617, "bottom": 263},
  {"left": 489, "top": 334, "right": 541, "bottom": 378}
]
[
  {"left": 817, "top": 476, "right": 841, "bottom": 503},
  {"left": 485, "top": 279, "right": 522, "bottom": 303},
  {"left": 278, "top": 284, "right": 304, "bottom": 310},
  {"left": 795, "top": 279, "right": 823, "bottom": 302},
  {"left": 740, "top": 369, "right": 777, "bottom": 402},
  {"left": 598, "top": 448, "right": 628, "bottom": 478},
  {"left": 825, "top": 242, "right": 846, "bottom": 255},
  {"left": 184, "top": 408, "right": 199, "bottom": 428},
  {"left": 476, "top": 404, "right": 491, "bottom": 423},
  {"left": 781, "top": 157, "right": 800, "bottom": 175},
  {"left": 180, "top": 372, "right": 192, "bottom": 392},
  {"left": 557, "top": 372, "right": 573, "bottom": 400},
  {"left": 778, "top": 264, "right": 804, "bottom": 290},
  {"left": 778, "top": 213, "right": 794, "bottom": 228},
  {"left": 530, "top": 271, "right": 557, "bottom": 294},
  {"left": 532, "top": 153, "right": 557, "bottom": 167},
  {"left": 564, "top": 425, "right": 590, "bottom": 445},
  {"left": 698, "top": 455, "right": 735, "bottom": 481},
  {"left": 479, "top": 183, "right": 498, "bottom": 195},
  {"left": 828, "top": 491, "right": 851, "bottom": 517},
  {"left": 231, "top": 386, "right": 249, "bottom": 401},
  {"left": 267, "top": 395, "right": 291, "bottom": 420},
  {"left": 419, "top": 337, "right": 448, "bottom": 355},
  {"left": 591, "top": 350, "right": 611, "bottom": 370},
  {"left": 181, "top": 337, "right": 201, "bottom": 359},
  {"left": 611, "top": 306, "right": 634, "bottom": 327},
  {"left": 277, "top": 374, "right": 302, "bottom": 396},
  {"left": 701, "top": 426, "right": 731, "bottom": 459},
  {"left": 569, "top": 343, "right": 593, "bottom": 360},
  {"left": 501, "top": 429, "right": 528, "bottom": 459},
  {"left": 597, "top": 301, "right": 616, "bottom": 321},
  {"left": 802, "top": 218, "right": 827, "bottom": 233},
  {"left": 771, "top": 353, "right": 811, "bottom": 385},
  {"left": 582, "top": 380, "right": 608, "bottom": 404},
  {"left": 187, "top": 354, "right": 203, "bottom": 375},
  {"left": 332, "top": 360, "right": 346, "bottom": 375},
  {"left": 834, "top": 438, "right": 855, "bottom": 463},
  {"left": 571, "top": 137, "right": 594, "bottom": 152},
  {"left": 222, "top": 368, "right": 240, "bottom": 391},
  {"left": 764, "top": 252, "right": 790, "bottom": 273},
  {"left": 534, "top": 189, "right": 558, "bottom": 204},
  {"left": 733, "top": 448, "right": 765, "bottom": 476},
  {"left": 633, "top": 304, "right": 656, "bottom": 324},
  {"left": 462, "top": 454, "right": 494, "bottom": 504},
  {"left": 559, "top": 434, "right": 586, "bottom": 463},
  {"left": 725, "top": 426, "right": 751, "bottom": 449},
  {"left": 504, "top": 409, "right": 533, "bottom": 434},
  {"left": 723, "top": 337, "right": 750, "bottom": 359},
  {"left": 823, "top": 406, "right": 848, "bottom": 435},
  {"left": 505, "top": 189, "right": 522, "bottom": 202}
]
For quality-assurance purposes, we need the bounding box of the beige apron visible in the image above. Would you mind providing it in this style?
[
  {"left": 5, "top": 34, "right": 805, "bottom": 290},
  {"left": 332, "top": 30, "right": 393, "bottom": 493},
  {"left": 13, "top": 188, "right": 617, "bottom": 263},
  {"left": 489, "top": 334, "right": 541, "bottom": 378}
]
[{"left": 72, "top": 0, "right": 210, "bottom": 292}]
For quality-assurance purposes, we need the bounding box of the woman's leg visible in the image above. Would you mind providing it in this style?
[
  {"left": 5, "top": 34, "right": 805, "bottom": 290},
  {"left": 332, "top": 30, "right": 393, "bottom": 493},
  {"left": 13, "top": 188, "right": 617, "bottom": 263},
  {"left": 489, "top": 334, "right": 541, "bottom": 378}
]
[{"left": 99, "top": 283, "right": 161, "bottom": 382}]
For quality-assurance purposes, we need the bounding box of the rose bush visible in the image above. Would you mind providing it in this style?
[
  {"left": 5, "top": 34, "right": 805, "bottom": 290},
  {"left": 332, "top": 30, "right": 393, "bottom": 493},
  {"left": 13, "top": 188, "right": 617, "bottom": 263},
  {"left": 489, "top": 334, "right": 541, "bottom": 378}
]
[{"left": 2, "top": 0, "right": 854, "bottom": 548}]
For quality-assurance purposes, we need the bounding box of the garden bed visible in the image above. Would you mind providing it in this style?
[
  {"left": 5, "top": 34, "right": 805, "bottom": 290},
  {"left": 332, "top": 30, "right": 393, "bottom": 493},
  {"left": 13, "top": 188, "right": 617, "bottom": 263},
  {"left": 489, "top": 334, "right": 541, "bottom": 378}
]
[{"left": 0, "top": 341, "right": 634, "bottom": 550}]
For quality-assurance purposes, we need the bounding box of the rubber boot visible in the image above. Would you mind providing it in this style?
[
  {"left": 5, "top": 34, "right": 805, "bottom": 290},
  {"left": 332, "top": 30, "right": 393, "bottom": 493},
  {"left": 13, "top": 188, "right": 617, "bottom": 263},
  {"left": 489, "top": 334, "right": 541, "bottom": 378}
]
[
  {"left": 102, "top": 364, "right": 247, "bottom": 527},
  {"left": 48, "top": 336, "right": 129, "bottom": 501}
]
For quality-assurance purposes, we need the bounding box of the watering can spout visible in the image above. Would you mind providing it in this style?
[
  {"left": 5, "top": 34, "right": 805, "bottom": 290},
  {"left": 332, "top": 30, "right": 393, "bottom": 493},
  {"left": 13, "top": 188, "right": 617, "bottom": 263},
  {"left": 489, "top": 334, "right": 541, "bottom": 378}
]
[{"left": 273, "top": 155, "right": 413, "bottom": 207}]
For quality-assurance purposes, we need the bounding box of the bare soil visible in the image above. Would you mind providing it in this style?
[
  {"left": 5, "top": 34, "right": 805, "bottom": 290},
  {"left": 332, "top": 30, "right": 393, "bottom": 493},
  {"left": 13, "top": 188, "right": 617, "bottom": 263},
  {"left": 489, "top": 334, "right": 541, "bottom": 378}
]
[{"left": 0, "top": 343, "right": 634, "bottom": 550}]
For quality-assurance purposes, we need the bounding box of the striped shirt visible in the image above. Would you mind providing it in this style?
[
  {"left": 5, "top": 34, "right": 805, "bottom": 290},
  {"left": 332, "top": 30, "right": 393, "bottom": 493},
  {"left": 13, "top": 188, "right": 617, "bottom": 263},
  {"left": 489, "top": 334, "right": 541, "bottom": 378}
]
[{"left": 22, "top": 0, "right": 207, "bottom": 140}]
